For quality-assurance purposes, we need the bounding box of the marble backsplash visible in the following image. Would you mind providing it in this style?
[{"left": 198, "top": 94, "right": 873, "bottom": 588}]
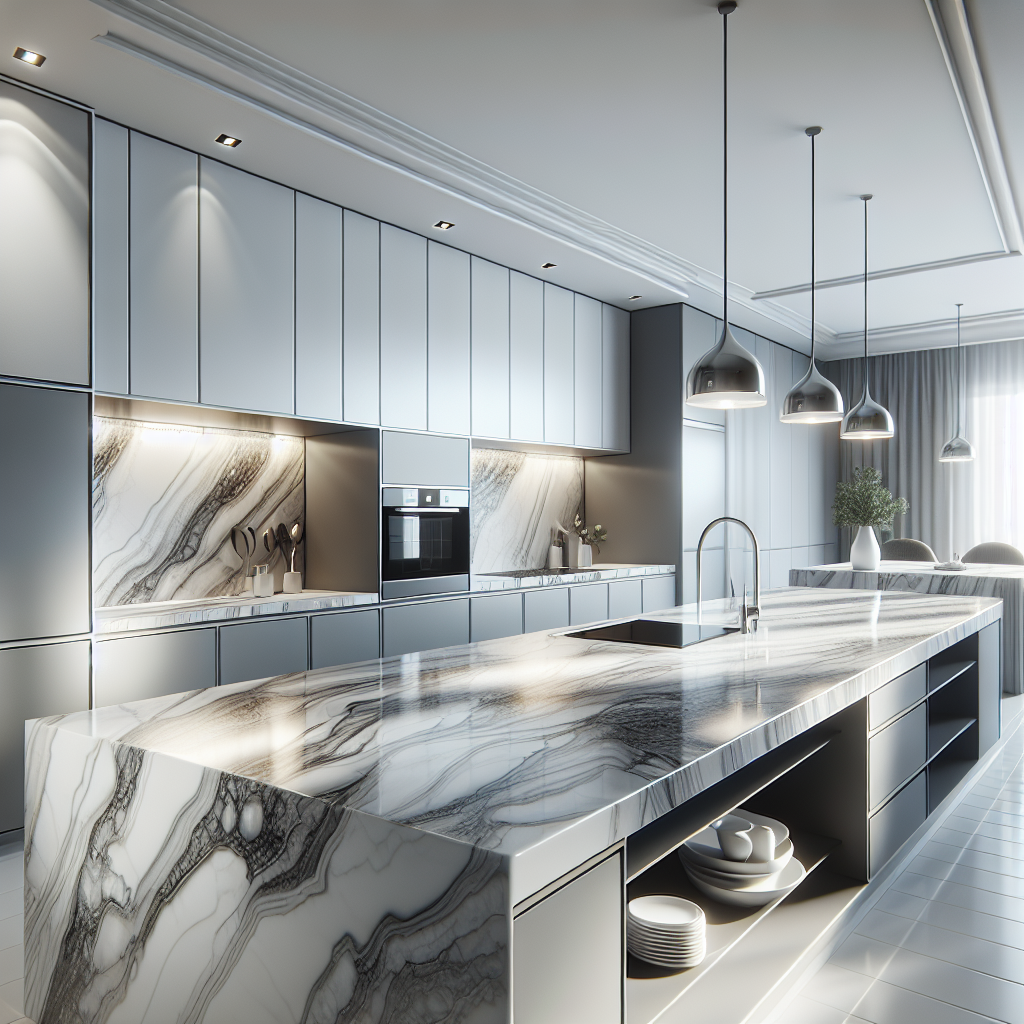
[
  {"left": 471, "top": 448, "right": 584, "bottom": 573},
  {"left": 93, "top": 417, "right": 304, "bottom": 606}
]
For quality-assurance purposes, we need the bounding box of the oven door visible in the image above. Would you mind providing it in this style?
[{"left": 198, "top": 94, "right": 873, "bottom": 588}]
[{"left": 381, "top": 491, "right": 470, "bottom": 598}]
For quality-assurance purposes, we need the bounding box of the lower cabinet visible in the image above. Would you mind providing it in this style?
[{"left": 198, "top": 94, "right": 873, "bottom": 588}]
[
  {"left": 869, "top": 771, "right": 926, "bottom": 875},
  {"left": 1, "top": 640, "right": 90, "bottom": 833},
  {"left": 382, "top": 599, "right": 469, "bottom": 657},
  {"left": 220, "top": 617, "right": 308, "bottom": 686},
  {"left": 470, "top": 594, "right": 523, "bottom": 642},
  {"left": 608, "top": 579, "right": 643, "bottom": 619},
  {"left": 94, "top": 628, "right": 216, "bottom": 707},
  {"left": 524, "top": 588, "right": 569, "bottom": 633},
  {"left": 310, "top": 609, "right": 380, "bottom": 669},
  {"left": 642, "top": 575, "right": 677, "bottom": 613},
  {"left": 569, "top": 584, "right": 609, "bottom": 627},
  {"left": 868, "top": 702, "right": 927, "bottom": 810},
  {"left": 513, "top": 850, "right": 622, "bottom": 1024}
]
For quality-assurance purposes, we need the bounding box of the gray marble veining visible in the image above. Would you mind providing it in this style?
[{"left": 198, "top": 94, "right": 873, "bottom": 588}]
[
  {"left": 470, "top": 448, "right": 583, "bottom": 573},
  {"left": 24, "top": 588, "right": 1000, "bottom": 1023},
  {"left": 791, "top": 561, "right": 1022, "bottom": 695},
  {"left": 93, "top": 417, "right": 304, "bottom": 606},
  {"left": 470, "top": 563, "right": 675, "bottom": 591}
]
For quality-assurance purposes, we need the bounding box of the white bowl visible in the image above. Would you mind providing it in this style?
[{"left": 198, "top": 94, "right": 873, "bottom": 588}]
[
  {"left": 683, "top": 854, "right": 806, "bottom": 908},
  {"left": 681, "top": 810, "right": 792, "bottom": 875},
  {"left": 681, "top": 861, "right": 784, "bottom": 890}
]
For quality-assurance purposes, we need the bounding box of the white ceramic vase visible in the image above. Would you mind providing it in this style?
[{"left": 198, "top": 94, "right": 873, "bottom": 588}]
[
  {"left": 575, "top": 541, "right": 593, "bottom": 568},
  {"left": 850, "top": 525, "right": 880, "bottom": 570}
]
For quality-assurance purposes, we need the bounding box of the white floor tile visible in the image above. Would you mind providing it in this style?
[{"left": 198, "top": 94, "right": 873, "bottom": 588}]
[
  {"left": 946, "top": 815, "right": 1024, "bottom": 844},
  {"left": 776, "top": 994, "right": 865, "bottom": 1024},
  {"left": 0, "top": 859, "right": 20, "bottom": 900},
  {"left": 910, "top": 855, "right": 1024, "bottom": 898},
  {"left": 922, "top": 840, "right": 1024, "bottom": 880},
  {"left": 0, "top": 894, "right": 18, "bottom": 926},
  {"left": 892, "top": 872, "right": 1024, "bottom": 925},
  {"left": 856, "top": 908, "right": 1024, "bottom": 984},
  {"left": 876, "top": 887, "right": 1024, "bottom": 952},
  {"left": 0, "top": 919, "right": 21, "bottom": 955},
  {"left": 0, "top": 945, "right": 21, "bottom": 989}
]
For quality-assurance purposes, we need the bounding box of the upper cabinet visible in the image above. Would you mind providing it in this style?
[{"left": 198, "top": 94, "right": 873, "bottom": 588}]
[
  {"left": 85, "top": 120, "right": 631, "bottom": 450},
  {"left": 428, "top": 242, "right": 471, "bottom": 435},
  {"left": 0, "top": 81, "right": 89, "bottom": 385},
  {"left": 379, "top": 224, "right": 427, "bottom": 430},
  {"left": 543, "top": 283, "right": 575, "bottom": 444},
  {"left": 130, "top": 132, "right": 199, "bottom": 403},
  {"left": 199, "top": 158, "right": 295, "bottom": 415},
  {"left": 295, "top": 193, "right": 342, "bottom": 421}
]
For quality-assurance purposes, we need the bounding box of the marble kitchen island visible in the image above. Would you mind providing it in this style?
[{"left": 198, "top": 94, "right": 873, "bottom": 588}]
[{"left": 24, "top": 589, "right": 1003, "bottom": 1024}]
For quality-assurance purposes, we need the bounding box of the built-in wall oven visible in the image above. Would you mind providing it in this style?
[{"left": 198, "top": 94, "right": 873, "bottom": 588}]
[{"left": 381, "top": 487, "right": 470, "bottom": 599}]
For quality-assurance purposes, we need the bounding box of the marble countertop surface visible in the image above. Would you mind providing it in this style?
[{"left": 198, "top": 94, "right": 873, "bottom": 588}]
[
  {"left": 94, "top": 589, "right": 379, "bottom": 634},
  {"left": 470, "top": 562, "right": 675, "bottom": 591},
  {"left": 795, "top": 560, "right": 1024, "bottom": 581},
  {"left": 58, "top": 587, "right": 999, "bottom": 901}
]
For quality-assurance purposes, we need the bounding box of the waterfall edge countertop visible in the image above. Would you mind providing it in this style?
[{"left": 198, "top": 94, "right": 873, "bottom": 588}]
[
  {"left": 791, "top": 560, "right": 1023, "bottom": 695},
  {"left": 24, "top": 587, "right": 1001, "bottom": 1024}
]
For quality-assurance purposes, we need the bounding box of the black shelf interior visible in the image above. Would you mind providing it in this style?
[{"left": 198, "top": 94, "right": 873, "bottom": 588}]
[
  {"left": 927, "top": 716, "right": 976, "bottom": 761},
  {"left": 927, "top": 722, "right": 979, "bottom": 813}
]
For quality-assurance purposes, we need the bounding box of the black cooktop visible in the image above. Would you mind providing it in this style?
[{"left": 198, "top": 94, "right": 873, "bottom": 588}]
[{"left": 566, "top": 618, "right": 738, "bottom": 649}]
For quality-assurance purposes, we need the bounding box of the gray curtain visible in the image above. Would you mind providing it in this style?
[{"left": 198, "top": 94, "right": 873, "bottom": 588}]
[{"left": 822, "top": 340, "right": 1018, "bottom": 562}]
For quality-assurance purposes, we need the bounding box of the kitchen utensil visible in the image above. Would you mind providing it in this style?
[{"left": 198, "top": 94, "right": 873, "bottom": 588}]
[
  {"left": 231, "top": 524, "right": 258, "bottom": 590},
  {"left": 288, "top": 522, "right": 303, "bottom": 572},
  {"left": 712, "top": 814, "right": 754, "bottom": 861},
  {"left": 253, "top": 563, "right": 274, "bottom": 598},
  {"left": 263, "top": 528, "right": 277, "bottom": 557},
  {"left": 276, "top": 523, "right": 290, "bottom": 561}
]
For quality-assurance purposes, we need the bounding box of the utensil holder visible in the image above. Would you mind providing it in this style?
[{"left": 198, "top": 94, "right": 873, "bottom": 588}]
[
  {"left": 283, "top": 571, "right": 302, "bottom": 595},
  {"left": 253, "top": 565, "right": 274, "bottom": 598}
]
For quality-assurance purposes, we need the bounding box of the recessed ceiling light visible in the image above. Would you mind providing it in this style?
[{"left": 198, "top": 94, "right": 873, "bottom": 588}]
[
  {"left": 13, "top": 47, "right": 46, "bottom": 66},
  {"left": 540, "top": 262, "right": 557, "bottom": 270},
  {"left": 215, "top": 134, "right": 241, "bottom": 148},
  {"left": 629, "top": 295, "right": 642, "bottom": 301},
  {"left": 433, "top": 220, "right": 455, "bottom": 231}
]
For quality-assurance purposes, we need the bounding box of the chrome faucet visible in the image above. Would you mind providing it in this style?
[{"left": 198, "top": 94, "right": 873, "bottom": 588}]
[{"left": 696, "top": 517, "right": 761, "bottom": 634}]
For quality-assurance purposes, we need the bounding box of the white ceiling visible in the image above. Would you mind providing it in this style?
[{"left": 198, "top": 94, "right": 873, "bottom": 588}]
[{"left": 3, "top": 0, "right": 1022, "bottom": 356}]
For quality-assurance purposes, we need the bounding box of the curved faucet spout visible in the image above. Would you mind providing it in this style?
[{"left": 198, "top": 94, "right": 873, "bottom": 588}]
[{"left": 696, "top": 516, "right": 761, "bottom": 633}]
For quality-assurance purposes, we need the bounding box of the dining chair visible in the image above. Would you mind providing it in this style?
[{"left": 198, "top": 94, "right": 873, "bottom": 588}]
[
  {"left": 879, "top": 538, "right": 937, "bottom": 562},
  {"left": 962, "top": 542, "right": 1024, "bottom": 565}
]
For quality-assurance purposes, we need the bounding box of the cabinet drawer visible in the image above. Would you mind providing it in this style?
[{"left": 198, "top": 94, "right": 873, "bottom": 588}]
[
  {"left": 471, "top": 594, "right": 523, "bottom": 642},
  {"left": 869, "top": 664, "right": 927, "bottom": 730},
  {"left": 869, "top": 702, "right": 927, "bottom": 809},
  {"left": 642, "top": 575, "right": 676, "bottom": 613},
  {"left": 569, "top": 584, "right": 609, "bottom": 626},
  {"left": 524, "top": 589, "right": 569, "bottom": 633},
  {"left": 608, "top": 579, "right": 643, "bottom": 619},
  {"left": 95, "top": 628, "right": 216, "bottom": 706},
  {"left": 220, "top": 617, "right": 308, "bottom": 686},
  {"left": 382, "top": 599, "right": 469, "bottom": 657},
  {"left": 310, "top": 609, "right": 380, "bottom": 669},
  {"left": 869, "top": 771, "right": 926, "bottom": 875}
]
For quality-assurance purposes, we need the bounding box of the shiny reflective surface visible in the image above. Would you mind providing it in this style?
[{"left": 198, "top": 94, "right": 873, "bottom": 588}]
[
  {"left": 686, "top": 324, "right": 767, "bottom": 409},
  {"left": 781, "top": 363, "right": 845, "bottom": 423},
  {"left": 841, "top": 389, "right": 895, "bottom": 439}
]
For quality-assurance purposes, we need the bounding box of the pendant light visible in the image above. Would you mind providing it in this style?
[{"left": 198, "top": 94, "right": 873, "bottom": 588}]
[
  {"left": 781, "top": 127, "right": 845, "bottom": 423},
  {"left": 686, "top": 1, "right": 766, "bottom": 410},
  {"left": 939, "top": 304, "right": 975, "bottom": 461},
  {"left": 840, "top": 194, "right": 894, "bottom": 440}
]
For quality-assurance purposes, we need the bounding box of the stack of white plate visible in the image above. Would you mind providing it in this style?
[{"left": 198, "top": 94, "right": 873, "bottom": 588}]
[
  {"left": 627, "top": 895, "right": 706, "bottom": 969},
  {"left": 678, "top": 810, "right": 806, "bottom": 908}
]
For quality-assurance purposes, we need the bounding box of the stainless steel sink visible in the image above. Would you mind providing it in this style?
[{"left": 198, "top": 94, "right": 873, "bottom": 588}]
[{"left": 566, "top": 618, "right": 738, "bottom": 649}]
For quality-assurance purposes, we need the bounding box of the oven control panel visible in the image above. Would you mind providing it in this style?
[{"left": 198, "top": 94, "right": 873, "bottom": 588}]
[{"left": 382, "top": 487, "right": 469, "bottom": 509}]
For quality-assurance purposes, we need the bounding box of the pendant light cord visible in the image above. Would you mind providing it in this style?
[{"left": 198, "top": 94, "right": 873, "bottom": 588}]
[
  {"left": 721, "top": 2, "right": 731, "bottom": 328},
  {"left": 809, "top": 130, "right": 817, "bottom": 361},
  {"left": 955, "top": 303, "right": 963, "bottom": 436},
  {"left": 861, "top": 194, "right": 872, "bottom": 401}
]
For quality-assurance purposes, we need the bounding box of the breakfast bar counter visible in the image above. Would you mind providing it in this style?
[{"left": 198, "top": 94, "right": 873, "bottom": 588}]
[{"left": 24, "top": 588, "right": 1003, "bottom": 1024}]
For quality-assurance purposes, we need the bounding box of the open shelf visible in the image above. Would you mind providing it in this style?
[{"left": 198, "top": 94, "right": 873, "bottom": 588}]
[
  {"left": 625, "top": 830, "right": 838, "bottom": 1024},
  {"left": 927, "top": 716, "right": 976, "bottom": 761},
  {"left": 929, "top": 659, "right": 975, "bottom": 694},
  {"left": 626, "top": 728, "right": 834, "bottom": 881}
]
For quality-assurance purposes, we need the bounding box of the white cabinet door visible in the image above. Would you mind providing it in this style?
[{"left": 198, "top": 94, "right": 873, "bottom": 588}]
[
  {"left": 428, "top": 241, "right": 471, "bottom": 435},
  {"left": 219, "top": 617, "right": 308, "bottom": 685},
  {"left": 342, "top": 210, "right": 380, "bottom": 425},
  {"left": 94, "top": 628, "right": 216, "bottom": 706},
  {"left": 544, "top": 283, "right": 575, "bottom": 444},
  {"left": 0, "top": 81, "right": 89, "bottom": 386},
  {"left": 199, "top": 158, "right": 295, "bottom": 414},
  {"left": 382, "top": 599, "right": 469, "bottom": 657},
  {"left": 769, "top": 343, "right": 794, "bottom": 549},
  {"left": 380, "top": 224, "right": 427, "bottom": 429},
  {"left": 602, "top": 303, "right": 630, "bottom": 451},
  {"left": 471, "top": 256, "right": 510, "bottom": 439},
  {"left": 510, "top": 271, "right": 544, "bottom": 442},
  {"left": 130, "top": 133, "right": 200, "bottom": 402},
  {"left": 93, "top": 118, "right": 129, "bottom": 395},
  {"left": 574, "top": 294, "right": 603, "bottom": 449},
  {"left": 295, "top": 193, "right": 342, "bottom": 421},
  {"left": 682, "top": 306, "right": 724, "bottom": 425}
]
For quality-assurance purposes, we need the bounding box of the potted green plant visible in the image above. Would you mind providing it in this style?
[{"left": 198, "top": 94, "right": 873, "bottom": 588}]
[{"left": 832, "top": 467, "right": 909, "bottom": 570}]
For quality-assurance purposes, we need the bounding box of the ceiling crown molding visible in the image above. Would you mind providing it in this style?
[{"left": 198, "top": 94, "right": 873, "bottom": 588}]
[
  {"left": 89, "top": 0, "right": 827, "bottom": 340},
  {"left": 753, "top": 0, "right": 1022, "bottom": 303}
]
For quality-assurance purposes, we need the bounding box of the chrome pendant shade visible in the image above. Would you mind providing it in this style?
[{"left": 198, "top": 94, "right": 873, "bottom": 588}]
[
  {"left": 841, "top": 194, "right": 894, "bottom": 441},
  {"left": 686, "top": 0, "right": 766, "bottom": 411},
  {"left": 938, "top": 303, "right": 975, "bottom": 462},
  {"left": 782, "top": 126, "right": 844, "bottom": 424}
]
